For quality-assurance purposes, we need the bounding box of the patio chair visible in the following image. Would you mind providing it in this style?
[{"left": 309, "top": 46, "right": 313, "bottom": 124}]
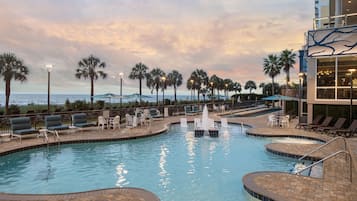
[
  {"left": 315, "top": 117, "right": 346, "bottom": 133},
  {"left": 296, "top": 115, "right": 323, "bottom": 129},
  {"left": 45, "top": 115, "right": 70, "bottom": 131},
  {"left": 306, "top": 116, "right": 333, "bottom": 131},
  {"left": 109, "top": 115, "right": 120, "bottom": 129},
  {"left": 280, "top": 115, "right": 290, "bottom": 128},
  {"left": 125, "top": 114, "right": 137, "bottom": 128},
  {"left": 267, "top": 114, "right": 278, "bottom": 127},
  {"left": 10, "top": 117, "right": 39, "bottom": 142},
  {"left": 72, "top": 113, "right": 96, "bottom": 129},
  {"left": 98, "top": 116, "right": 107, "bottom": 130},
  {"left": 328, "top": 119, "right": 357, "bottom": 137}
]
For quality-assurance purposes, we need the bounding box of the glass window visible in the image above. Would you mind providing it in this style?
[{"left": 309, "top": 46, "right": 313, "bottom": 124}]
[
  {"left": 317, "top": 58, "right": 335, "bottom": 86},
  {"left": 317, "top": 88, "right": 335, "bottom": 99},
  {"left": 337, "top": 88, "right": 357, "bottom": 99},
  {"left": 337, "top": 56, "right": 357, "bottom": 87}
]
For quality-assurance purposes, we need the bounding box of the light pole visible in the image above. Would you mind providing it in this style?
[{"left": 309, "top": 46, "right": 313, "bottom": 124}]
[
  {"left": 45, "top": 64, "right": 53, "bottom": 113},
  {"left": 348, "top": 69, "right": 356, "bottom": 124},
  {"left": 225, "top": 83, "right": 228, "bottom": 100},
  {"left": 190, "top": 79, "right": 194, "bottom": 101},
  {"left": 119, "top": 72, "right": 124, "bottom": 107},
  {"left": 298, "top": 72, "right": 305, "bottom": 123},
  {"left": 210, "top": 81, "right": 214, "bottom": 105},
  {"left": 162, "top": 76, "right": 166, "bottom": 117}
]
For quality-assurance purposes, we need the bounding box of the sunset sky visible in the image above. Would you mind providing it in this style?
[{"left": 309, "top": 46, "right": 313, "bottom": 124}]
[{"left": 0, "top": 0, "right": 314, "bottom": 95}]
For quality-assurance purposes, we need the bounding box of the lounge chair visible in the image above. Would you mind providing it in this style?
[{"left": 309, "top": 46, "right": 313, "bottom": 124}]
[
  {"left": 10, "top": 117, "right": 39, "bottom": 142},
  {"left": 45, "top": 115, "right": 69, "bottom": 131},
  {"left": 328, "top": 119, "right": 357, "bottom": 137},
  {"left": 305, "top": 116, "right": 333, "bottom": 130},
  {"left": 296, "top": 115, "right": 323, "bottom": 129},
  {"left": 184, "top": 105, "right": 195, "bottom": 116},
  {"left": 149, "top": 108, "right": 163, "bottom": 120},
  {"left": 315, "top": 117, "right": 346, "bottom": 133},
  {"left": 71, "top": 113, "right": 96, "bottom": 129}
]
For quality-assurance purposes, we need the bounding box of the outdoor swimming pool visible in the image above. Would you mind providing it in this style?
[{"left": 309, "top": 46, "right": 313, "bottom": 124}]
[{"left": 0, "top": 124, "right": 321, "bottom": 200}]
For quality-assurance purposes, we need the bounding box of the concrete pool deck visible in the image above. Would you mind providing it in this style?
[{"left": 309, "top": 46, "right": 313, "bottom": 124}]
[{"left": 0, "top": 109, "right": 356, "bottom": 201}]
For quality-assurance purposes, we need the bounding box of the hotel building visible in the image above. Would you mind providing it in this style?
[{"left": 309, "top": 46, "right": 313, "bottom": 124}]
[{"left": 303, "top": 0, "right": 357, "bottom": 123}]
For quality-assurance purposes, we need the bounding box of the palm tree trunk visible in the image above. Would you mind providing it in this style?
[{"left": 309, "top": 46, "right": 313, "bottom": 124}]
[
  {"left": 5, "top": 80, "right": 11, "bottom": 115},
  {"left": 272, "top": 77, "right": 275, "bottom": 107},
  {"left": 286, "top": 67, "right": 290, "bottom": 87},
  {"left": 90, "top": 79, "right": 94, "bottom": 108},
  {"left": 139, "top": 78, "right": 142, "bottom": 102},
  {"left": 174, "top": 86, "right": 177, "bottom": 103},
  {"left": 156, "top": 88, "right": 159, "bottom": 105}
]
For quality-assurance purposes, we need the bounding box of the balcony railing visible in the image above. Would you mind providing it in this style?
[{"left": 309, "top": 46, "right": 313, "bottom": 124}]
[{"left": 313, "top": 13, "right": 357, "bottom": 30}]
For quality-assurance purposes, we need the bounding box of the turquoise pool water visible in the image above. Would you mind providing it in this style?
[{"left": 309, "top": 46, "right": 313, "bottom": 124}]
[{"left": 0, "top": 124, "right": 320, "bottom": 200}]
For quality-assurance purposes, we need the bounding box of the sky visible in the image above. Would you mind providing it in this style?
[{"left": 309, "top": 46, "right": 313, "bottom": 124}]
[{"left": 0, "top": 0, "right": 314, "bottom": 96}]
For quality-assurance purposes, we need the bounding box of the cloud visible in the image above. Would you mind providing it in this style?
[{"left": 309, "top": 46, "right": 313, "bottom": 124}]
[{"left": 0, "top": 0, "right": 313, "bottom": 94}]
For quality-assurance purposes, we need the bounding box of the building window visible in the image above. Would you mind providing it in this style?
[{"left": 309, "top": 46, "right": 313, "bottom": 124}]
[
  {"left": 316, "top": 56, "right": 357, "bottom": 100},
  {"left": 317, "top": 58, "right": 335, "bottom": 87}
]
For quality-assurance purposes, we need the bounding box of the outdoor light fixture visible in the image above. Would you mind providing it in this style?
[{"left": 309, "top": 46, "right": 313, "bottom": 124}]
[
  {"left": 298, "top": 72, "right": 306, "bottom": 122},
  {"left": 348, "top": 69, "right": 356, "bottom": 124},
  {"left": 45, "top": 64, "right": 53, "bottom": 113},
  {"left": 190, "top": 79, "right": 194, "bottom": 101},
  {"left": 119, "top": 72, "right": 124, "bottom": 107}
]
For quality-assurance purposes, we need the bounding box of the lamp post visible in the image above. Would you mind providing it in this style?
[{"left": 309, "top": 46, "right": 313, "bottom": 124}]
[
  {"left": 119, "top": 72, "right": 124, "bottom": 107},
  {"left": 162, "top": 76, "right": 166, "bottom": 117},
  {"left": 298, "top": 72, "right": 305, "bottom": 123},
  {"left": 190, "top": 79, "right": 194, "bottom": 101},
  {"left": 225, "top": 83, "right": 228, "bottom": 100},
  {"left": 348, "top": 69, "right": 356, "bottom": 124},
  {"left": 45, "top": 64, "right": 53, "bottom": 113},
  {"left": 210, "top": 81, "right": 214, "bottom": 105}
]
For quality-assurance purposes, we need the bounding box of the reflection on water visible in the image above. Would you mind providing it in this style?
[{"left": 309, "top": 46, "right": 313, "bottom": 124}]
[
  {"left": 159, "top": 144, "right": 170, "bottom": 189},
  {"left": 116, "top": 163, "right": 128, "bottom": 187},
  {"left": 185, "top": 131, "right": 196, "bottom": 175}
]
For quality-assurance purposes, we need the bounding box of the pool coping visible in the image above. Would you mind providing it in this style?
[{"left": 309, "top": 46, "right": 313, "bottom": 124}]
[{"left": 0, "top": 187, "right": 160, "bottom": 201}]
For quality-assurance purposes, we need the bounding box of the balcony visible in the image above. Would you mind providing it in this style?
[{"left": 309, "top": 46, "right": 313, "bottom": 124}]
[{"left": 314, "top": 13, "right": 357, "bottom": 30}]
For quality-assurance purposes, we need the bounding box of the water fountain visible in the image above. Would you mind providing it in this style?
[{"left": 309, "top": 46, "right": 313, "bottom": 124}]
[{"left": 194, "top": 104, "right": 219, "bottom": 137}]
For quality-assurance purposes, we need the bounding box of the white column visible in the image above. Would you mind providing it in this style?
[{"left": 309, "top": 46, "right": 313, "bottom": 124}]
[{"left": 335, "top": 0, "right": 342, "bottom": 27}]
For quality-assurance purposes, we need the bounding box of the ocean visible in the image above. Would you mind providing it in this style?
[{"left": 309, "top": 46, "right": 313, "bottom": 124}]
[{"left": 0, "top": 94, "right": 194, "bottom": 106}]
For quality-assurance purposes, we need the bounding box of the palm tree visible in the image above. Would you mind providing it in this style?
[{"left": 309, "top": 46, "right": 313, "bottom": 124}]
[
  {"left": 280, "top": 49, "right": 296, "bottom": 87},
  {"left": 209, "top": 75, "right": 219, "bottom": 98},
  {"left": 232, "top": 82, "right": 242, "bottom": 95},
  {"left": 167, "top": 70, "right": 182, "bottom": 103},
  {"left": 146, "top": 68, "right": 165, "bottom": 105},
  {"left": 129, "top": 62, "right": 149, "bottom": 102},
  {"left": 244, "top": 80, "right": 257, "bottom": 94},
  {"left": 187, "top": 69, "right": 208, "bottom": 101},
  {"left": 0, "top": 53, "right": 29, "bottom": 114},
  {"left": 263, "top": 54, "right": 282, "bottom": 97},
  {"left": 75, "top": 55, "right": 107, "bottom": 107},
  {"left": 223, "top": 78, "right": 234, "bottom": 99}
]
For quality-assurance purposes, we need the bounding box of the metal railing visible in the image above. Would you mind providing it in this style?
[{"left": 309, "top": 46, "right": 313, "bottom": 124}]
[
  {"left": 298, "top": 137, "right": 346, "bottom": 161},
  {"left": 295, "top": 150, "right": 352, "bottom": 182},
  {"left": 313, "top": 13, "right": 357, "bottom": 29}
]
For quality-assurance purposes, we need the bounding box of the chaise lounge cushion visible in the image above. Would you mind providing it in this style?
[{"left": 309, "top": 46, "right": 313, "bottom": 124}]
[
  {"left": 45, "top": 115, "right": 69, "bottom": 131},
  {"left": 72, "top": 113, "right": 95, "bottom": 128},
  {"left": 10, "top": 117, "right": 38, "bottom": 135}
]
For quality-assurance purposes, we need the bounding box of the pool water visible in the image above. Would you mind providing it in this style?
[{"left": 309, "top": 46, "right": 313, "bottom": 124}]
[{"left": 0, "top": 124, "right": 320, "bottom": 200}]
